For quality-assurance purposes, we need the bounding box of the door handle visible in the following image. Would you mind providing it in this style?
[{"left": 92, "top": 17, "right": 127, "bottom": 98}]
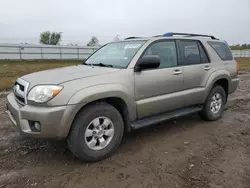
[
  {"left": 204, "top": 66, "right": 211, "bottom": 71},
  {"left": 173, "top": 70, "right": 182, "bottom": 75}
]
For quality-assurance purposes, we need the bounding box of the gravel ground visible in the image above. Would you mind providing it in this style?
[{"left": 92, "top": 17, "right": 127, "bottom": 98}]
[{"left": 0, "top": 74, "right": 250, "bottom": 188}]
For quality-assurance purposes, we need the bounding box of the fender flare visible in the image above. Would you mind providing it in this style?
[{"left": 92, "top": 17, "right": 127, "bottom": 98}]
[
  {"left": 203, "top": 70, "right": 230, "bottom": 102},
  {"left": 67, "top": 83, "right": 136, "bottom": 121}
]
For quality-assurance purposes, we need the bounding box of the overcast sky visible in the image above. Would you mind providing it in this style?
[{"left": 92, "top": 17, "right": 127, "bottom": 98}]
[{"left": 0, "top": 0, "right": 249, "bottom": 45}]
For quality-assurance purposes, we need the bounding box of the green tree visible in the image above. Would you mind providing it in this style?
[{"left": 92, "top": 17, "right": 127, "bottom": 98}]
[
  {"left": 235, "top": 44, "right": 241, "bottom": 49},
  {"left": 87, "top": 36, "right": 99, "bottom": 46},
  {"left": 230, "top": 44, "right": 250, "bottom": 50},
  {"left": 40, "top": 31, "right": 62, "bottom": 45},
  {"left": 241, "top": 44, "right": 247, "bottom": 49}
]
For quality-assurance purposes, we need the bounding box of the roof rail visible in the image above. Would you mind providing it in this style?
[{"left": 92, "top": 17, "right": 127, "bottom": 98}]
[
  {"left": 162, "top": 32, "right": 217, "bottom": 39},
  {"left": 124, "top": 37, "right": 140, "bottom": 40}
]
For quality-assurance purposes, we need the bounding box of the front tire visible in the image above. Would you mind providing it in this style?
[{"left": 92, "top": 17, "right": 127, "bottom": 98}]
[
  {"left": 68, "top": 103, "right": 124, "bottom": 162},
  {"left": 199, "top": 85, "right": 226, "bottom": 121}
]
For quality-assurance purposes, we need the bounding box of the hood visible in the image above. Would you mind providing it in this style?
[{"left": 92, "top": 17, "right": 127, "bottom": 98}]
[{"left": 21, "top": 65, "right": 120, "bottom": 85}]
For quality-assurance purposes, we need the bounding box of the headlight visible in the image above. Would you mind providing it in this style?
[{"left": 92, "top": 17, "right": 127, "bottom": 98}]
[{"left": 27, "top": 85, "right": 63, "bottom": 103}]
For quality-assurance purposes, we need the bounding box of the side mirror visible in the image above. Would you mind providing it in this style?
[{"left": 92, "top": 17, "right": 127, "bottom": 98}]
[{"left": 135, "top": 55, "right": 160, "bottom": 72}]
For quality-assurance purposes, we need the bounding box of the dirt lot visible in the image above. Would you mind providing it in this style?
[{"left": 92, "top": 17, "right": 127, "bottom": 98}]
[{"left": 0, "top": 74, "right": 250, "bottom": 188}]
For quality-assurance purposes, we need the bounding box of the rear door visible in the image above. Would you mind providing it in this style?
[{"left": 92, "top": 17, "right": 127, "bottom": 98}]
[{"left": 177, "top": 39, "right": 214, "bottom": 106}]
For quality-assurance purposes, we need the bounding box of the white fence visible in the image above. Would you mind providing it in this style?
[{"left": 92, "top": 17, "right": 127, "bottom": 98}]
[
  {"left": 0, "top": 43, "right": 249, "bottom": 60},
  {"left": 231, "top": 50, "right": 250, "bottom": 58},
  {"left": 0, "top": 43, "right": 99, "bottom": 60}
]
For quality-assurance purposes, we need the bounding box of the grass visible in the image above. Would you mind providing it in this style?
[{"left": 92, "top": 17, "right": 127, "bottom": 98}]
[
  {"left": 0, "top": 60, "right": 82, "bottom": 91},
  {"left": 0, "top": 58, "right": 250, "bottom": 91},
  {"left": 235, "top": 58, "right": 250, "bottom": 71}
]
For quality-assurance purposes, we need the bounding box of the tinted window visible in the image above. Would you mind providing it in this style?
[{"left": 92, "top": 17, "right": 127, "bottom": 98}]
[
  {"left": 198, "top": 43, "right": 209, "bottom": 63},
  {"left": 143, "top": 41, "right": 177, "bottom": 68},
  {"left": 208, "top": 41, "right": 233, "bottom": 61},
  {"left": 179, "top": 41, "right": 200, "bottom": 65}
]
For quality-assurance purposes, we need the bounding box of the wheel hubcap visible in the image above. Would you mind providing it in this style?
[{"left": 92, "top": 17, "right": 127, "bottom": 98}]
[
  {"left": 210, "top": 93, "right": 222, "bottom": 114},
  {"left": 84, "top": 117, "right": 114, "bottom": 150}
]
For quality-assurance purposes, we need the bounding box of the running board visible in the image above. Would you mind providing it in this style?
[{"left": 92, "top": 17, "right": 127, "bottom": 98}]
[{"left": 131, "top": 106, "right": 203, "bottom": 130}]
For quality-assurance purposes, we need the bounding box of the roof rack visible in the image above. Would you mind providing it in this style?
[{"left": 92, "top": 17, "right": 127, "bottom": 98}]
[
  {"left": 161, "top": 32, "right": 218, "bottom": 39},
  {"left": 124, "top": 37, "right": 141, "bottom": 40}
]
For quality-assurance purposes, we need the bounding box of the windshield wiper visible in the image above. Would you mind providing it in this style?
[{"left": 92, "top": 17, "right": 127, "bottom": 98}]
[
  {"left": 82, "top": 62, "right": 89, "bottom": 65},
  {"left": 90, "top": 63, "right": 113, "bottom": 67},
  {"left": 82, "top": 62, "right": 114, "bottom": 67}
]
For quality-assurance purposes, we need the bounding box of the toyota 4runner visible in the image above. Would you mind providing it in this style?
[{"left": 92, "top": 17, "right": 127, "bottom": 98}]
[{"left": 6, "top": 32, "right": 239, "bottom": 162}]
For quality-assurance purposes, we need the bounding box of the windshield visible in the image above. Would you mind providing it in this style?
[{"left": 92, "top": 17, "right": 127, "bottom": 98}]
[{"left": 84, "top": 40, "right": 146, "bottom": 68}]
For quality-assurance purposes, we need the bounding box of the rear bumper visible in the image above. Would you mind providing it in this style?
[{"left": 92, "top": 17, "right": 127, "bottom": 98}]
[
  {"left": 229, "top": 77, "right": 239, "bottom": 94},
  {"left": 6, "top": 93, "right": 79, "bottom": 139}
]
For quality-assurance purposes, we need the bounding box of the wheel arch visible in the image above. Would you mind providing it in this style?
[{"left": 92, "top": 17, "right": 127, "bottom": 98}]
[
  {"left": 63, "top": 84, "right": 136, "bottom": 138},
  {"left": 204, "top": 71, "right": 230, "bottom": 102}
]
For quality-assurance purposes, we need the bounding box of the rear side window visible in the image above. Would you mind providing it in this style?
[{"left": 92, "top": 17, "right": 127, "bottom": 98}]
[
  {"left": 178, "top": 40, "right": 209, "bottom": 65},
  {"left": 207, "top": 41, "right": 233, "bottom": 61},
  {"left": 198, "top": 43, "right": 209, "bottom": 63}
]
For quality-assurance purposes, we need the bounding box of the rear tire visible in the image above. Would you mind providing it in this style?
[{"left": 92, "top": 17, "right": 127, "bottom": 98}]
[
  {"left": 199, "top": 85, "right": 226, "bottom": 121},
  {"left": 68, "top": 103, "right": 124, "bottom": 162}
]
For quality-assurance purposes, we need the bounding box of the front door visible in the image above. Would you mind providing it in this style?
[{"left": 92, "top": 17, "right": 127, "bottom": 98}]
[{"left": 134, "top": 40, "right": 184, "bottom": 119}]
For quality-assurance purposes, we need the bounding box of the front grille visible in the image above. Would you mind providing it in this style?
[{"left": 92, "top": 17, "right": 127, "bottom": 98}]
[
  {"left": 13, "top": 78, "right": 29, "bottom": 106},
  {"left": 15, "top": 82, "right": 25, "bottom": 91},
  {"left": 14, "top": 94, "right": 25, "bottom": 104}
]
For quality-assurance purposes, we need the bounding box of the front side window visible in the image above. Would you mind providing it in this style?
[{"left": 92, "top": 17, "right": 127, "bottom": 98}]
[
  {"left": 142, "top": 41, "right": 177, "bottom": 68},
  {"left": 84, "top": 41, "right": 146, "bottom": 68}
]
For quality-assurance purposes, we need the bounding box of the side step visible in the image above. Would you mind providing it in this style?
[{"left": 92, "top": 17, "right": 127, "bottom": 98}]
[{"left": 131, "top": 106, "right": 203, "bottom": 130}]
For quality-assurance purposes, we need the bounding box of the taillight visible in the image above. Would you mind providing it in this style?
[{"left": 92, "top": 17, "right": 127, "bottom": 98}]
[{"left": 235, "top": 61, "right": 238, "bottom": 75}]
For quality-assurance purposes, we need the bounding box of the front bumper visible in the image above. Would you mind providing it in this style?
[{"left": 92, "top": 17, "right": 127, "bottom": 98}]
[{"left": 6, "top": 93, "right": 78, "bottom": 139}]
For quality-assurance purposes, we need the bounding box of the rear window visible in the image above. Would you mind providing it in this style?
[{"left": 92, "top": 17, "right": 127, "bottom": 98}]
[{"left": 207, "top": 41, "right": 233, "bottom": 61}]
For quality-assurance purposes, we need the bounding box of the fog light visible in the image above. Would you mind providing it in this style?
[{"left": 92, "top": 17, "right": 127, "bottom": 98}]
[
  {"left": 29, "top": 121, "right": 41, "bottom": 132},
  {"left": 34, "top": 122, "right": 41, "bottom": 131}
]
